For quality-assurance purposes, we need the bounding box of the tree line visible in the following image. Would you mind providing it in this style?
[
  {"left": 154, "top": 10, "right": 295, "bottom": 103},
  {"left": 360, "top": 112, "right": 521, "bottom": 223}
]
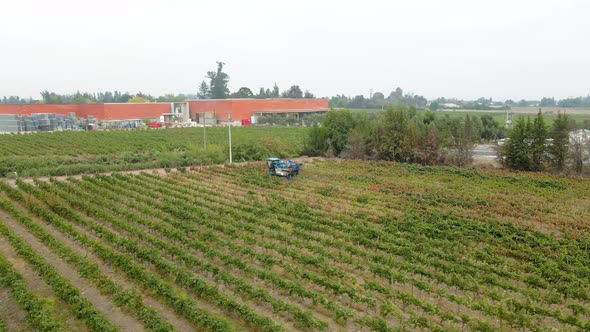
[
  {"left": 503, "top": 112, "right": 589, "bottom": 173},
  {"left": 0, "top": 91, "right": 190, "bottom": 105},
  {"left": 330, "top": 88, "right": 428, "bottom": 109},
  {"left": 303, "top": 106, "right": 504, "bottom": 167},
  {"left": 305, "top": 107, "right": 589, "bottom": 173},
  {"left": 328, "top": 93, "right": 590, "bottom": 110},
  {"left": 538, "top": 96, "right": 590, "bottom": 108},
  {"left": 1, "top": 61, "right": 588, "bottom": 108},
  {"left": 196, "top": 61, "right": 315, "bottom": 100},
  {"left": 0, "top": 61, "right": 317, "bottom": 105}
]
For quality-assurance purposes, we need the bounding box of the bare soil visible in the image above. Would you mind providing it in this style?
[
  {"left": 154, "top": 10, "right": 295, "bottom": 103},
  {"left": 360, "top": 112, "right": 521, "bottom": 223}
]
[
  {"left": 0, "top": 209, "right": 144, "bottom": 332},
  {"left": 0, "top": 217, "right": 88, "bottom": 331},
  {"left": 0, "top": 287, "right": 31, "bottom": 332},
  {"left": 9, "top": 198, "right": 197, "bottom": 332}
]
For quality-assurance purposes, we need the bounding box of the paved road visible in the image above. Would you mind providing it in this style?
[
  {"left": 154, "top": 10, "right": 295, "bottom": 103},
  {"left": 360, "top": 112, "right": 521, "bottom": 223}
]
[{"left": 472, "top": 144, "right": 497, "bottom": 159}]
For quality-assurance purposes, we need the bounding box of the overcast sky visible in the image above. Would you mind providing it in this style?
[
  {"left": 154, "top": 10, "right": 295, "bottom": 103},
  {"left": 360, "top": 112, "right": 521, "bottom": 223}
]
[{"left": 1, "top": 0, "right": 589, "bottom": 101}]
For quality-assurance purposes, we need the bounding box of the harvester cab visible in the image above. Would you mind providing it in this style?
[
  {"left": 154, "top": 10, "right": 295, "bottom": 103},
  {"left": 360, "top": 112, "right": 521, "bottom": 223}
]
[{"left": 266, "top": 157, "right": 303, "bottom": 180}]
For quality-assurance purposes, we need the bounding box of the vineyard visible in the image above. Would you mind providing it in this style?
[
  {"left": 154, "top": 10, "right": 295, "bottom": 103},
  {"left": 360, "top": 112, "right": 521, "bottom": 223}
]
[
  {"left": 0, "top": 126, "right": 308, "bottom": 177},
  {"left": 0, "top": 160, "right": 589, "bottom": 331}
]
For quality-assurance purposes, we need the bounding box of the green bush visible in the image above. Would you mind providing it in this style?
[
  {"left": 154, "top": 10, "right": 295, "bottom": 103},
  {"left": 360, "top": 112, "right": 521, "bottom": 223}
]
[{"left": 233, "top": 142, "right": 271, "bottom": 162}]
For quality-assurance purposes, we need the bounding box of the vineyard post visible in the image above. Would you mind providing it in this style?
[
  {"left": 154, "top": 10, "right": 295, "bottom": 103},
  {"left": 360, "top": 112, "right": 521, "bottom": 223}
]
[{"left": 227, "top": 112, "right": 233, "bottom": 164}]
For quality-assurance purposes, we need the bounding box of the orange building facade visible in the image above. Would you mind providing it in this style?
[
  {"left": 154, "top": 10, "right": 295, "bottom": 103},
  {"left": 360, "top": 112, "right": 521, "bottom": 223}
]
[
  {"left": 0, "top": 103, "right": 170, "bottom": 120},
  {"left": 0, "top": 99, "right": 329, "bottom": 122},
  {"left": 187, "top": 98, "right": 329, "bottom": 122}
]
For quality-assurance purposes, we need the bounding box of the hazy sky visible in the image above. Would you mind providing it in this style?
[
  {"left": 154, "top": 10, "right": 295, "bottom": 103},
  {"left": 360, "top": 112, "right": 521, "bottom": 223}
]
[{"left": 1, "top": 0, "right": 589, "bottom": 101}]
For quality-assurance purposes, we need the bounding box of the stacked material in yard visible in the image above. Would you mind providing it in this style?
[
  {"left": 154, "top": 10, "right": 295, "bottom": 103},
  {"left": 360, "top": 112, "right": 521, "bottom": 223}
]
[
  {"left": 0, "top": 113, "right": 79, "bottom": 132},
  {"left": 0, "top": 114, "right": 22, "bottom": 132}
]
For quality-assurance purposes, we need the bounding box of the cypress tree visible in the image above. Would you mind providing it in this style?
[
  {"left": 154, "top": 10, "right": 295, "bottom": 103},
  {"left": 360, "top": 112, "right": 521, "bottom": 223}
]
[
  {"left": 504, "top": 116, "right": 530, "bottom": 170},
  {"left": 548, "top": 112, "right": 570, "bottom": 171},
  {"left": 455, "top": 114, "right": 474, "bottom": 166},
  {"left": 207, "top": 61, "right": 230, "bottom": 99},
  {"left": 529, "top": 111, "right": 547, "bottom": 171}
]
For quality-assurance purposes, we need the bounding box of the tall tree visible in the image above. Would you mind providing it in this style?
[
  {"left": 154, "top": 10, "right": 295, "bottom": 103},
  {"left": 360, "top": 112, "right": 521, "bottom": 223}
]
[
  {"left": 271, "top": 83, "right": 280, "bottom": 98},
  {"left": 454, "top": 114, "right": 473, "bottom": 166},
  {"left": 569, "top": 129, "right": 588, "bottom": 173},
  {"left": 71, "top": 90, "right": 91, "bottom": 104},
  {"left": 102, "top": 91, "right": 114, "bottom": 103},
  {"left": 372, "top": 92, "right": 385, "bottom": 101},
  {"left": 504, "top": 116, "right": 531, "bottom": 170},
  {"left": 323, "top": 109, "right": 355, "bottom": 156},
  {"left": 378, "top": 105, "right": 409, "bottom": 161},
  {"left": 529, "top": 111, "right": 547, "bottom": 171},
  {"left": 429, "top": 101, "right": 440, "bottom": 111},
  {"left": 284, "top": 85, "right": 303, "bottom": 98},
  {"left": 207, "top": 61, "right": 230, "bottom": 99},
  {"left": 480, "top": 114, "right": 503, "bottom": 140},
  {"left": 40, "top": 91, "right": 62, "bottom": 104},
  {"left": 539, "top": 97, "right": 556, "bottom": 107},
  {"left": 403, "top": 118, "right": 419, "bottom": 162},
  {"left": 233, "top": 87, "right": 254, "bottom": 98},
  {"left": 424, "top": 123, "right": 439, "bottom": 165},
  {"left": 548, "top": 112, "right": 570, "bottom": 171},
  {"left": 197, "top": 81, "right": 209, "bottom": 99},
  {"left": 40, "top": 90, "right": 50, "bottom": 103},
  {"left": 256, "top": 88, "right": 266, "bottom": 99},
  {"left": 388, "top": 87, "right": 404, "bottom": 104}
]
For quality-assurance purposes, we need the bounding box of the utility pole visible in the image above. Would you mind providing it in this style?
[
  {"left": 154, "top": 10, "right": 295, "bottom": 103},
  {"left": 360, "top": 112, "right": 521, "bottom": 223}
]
[
  {"left": 505, "top": 109, "right": 513, "bottom": 129},
  {"left": 227, "top": 112, "right": 232, "bottom": 164},
  {"left": 504, "top": 110, "right": 508, "bottom": 128}
]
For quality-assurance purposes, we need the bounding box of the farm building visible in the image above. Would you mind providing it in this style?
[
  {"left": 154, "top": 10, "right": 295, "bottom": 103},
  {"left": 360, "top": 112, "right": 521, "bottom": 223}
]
[
  {"left": 187, "top": 98, "right": 329, "bottom": 124},
  {"left": 0, "top": 103, "right": 175, "bottom": 121},
  {"left": 0, "top": 98, "right": 329, "bottom": 131}
]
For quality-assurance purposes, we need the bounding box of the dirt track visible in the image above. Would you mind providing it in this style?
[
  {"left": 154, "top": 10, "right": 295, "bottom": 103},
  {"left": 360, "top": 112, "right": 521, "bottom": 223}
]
[
  {"left": 2, "top": 156, "right": 324, "bottom": 187},
  {"left": 0, "top": 208, "right": 142, "bottom": 331}
]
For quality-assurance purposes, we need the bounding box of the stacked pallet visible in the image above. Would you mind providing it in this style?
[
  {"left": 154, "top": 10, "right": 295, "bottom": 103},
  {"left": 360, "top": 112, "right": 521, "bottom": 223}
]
[{"left": 0, "top": 113, "right": 79, "bottom": 133}]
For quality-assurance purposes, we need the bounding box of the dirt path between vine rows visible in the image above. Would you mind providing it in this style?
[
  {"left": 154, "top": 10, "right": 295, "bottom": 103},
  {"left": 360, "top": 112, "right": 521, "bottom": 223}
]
[
  {"left": 0, "top": 215, "right": 89, "bottom": 331},
  {"left": 0, "top": 209, "right": 145, "bottom": 332},
  {"left": 7, "top": 199, "right": 198, "bottom": 332},
  {"left": 0, "top": 285, "right": 31, "bottom": 331}
]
